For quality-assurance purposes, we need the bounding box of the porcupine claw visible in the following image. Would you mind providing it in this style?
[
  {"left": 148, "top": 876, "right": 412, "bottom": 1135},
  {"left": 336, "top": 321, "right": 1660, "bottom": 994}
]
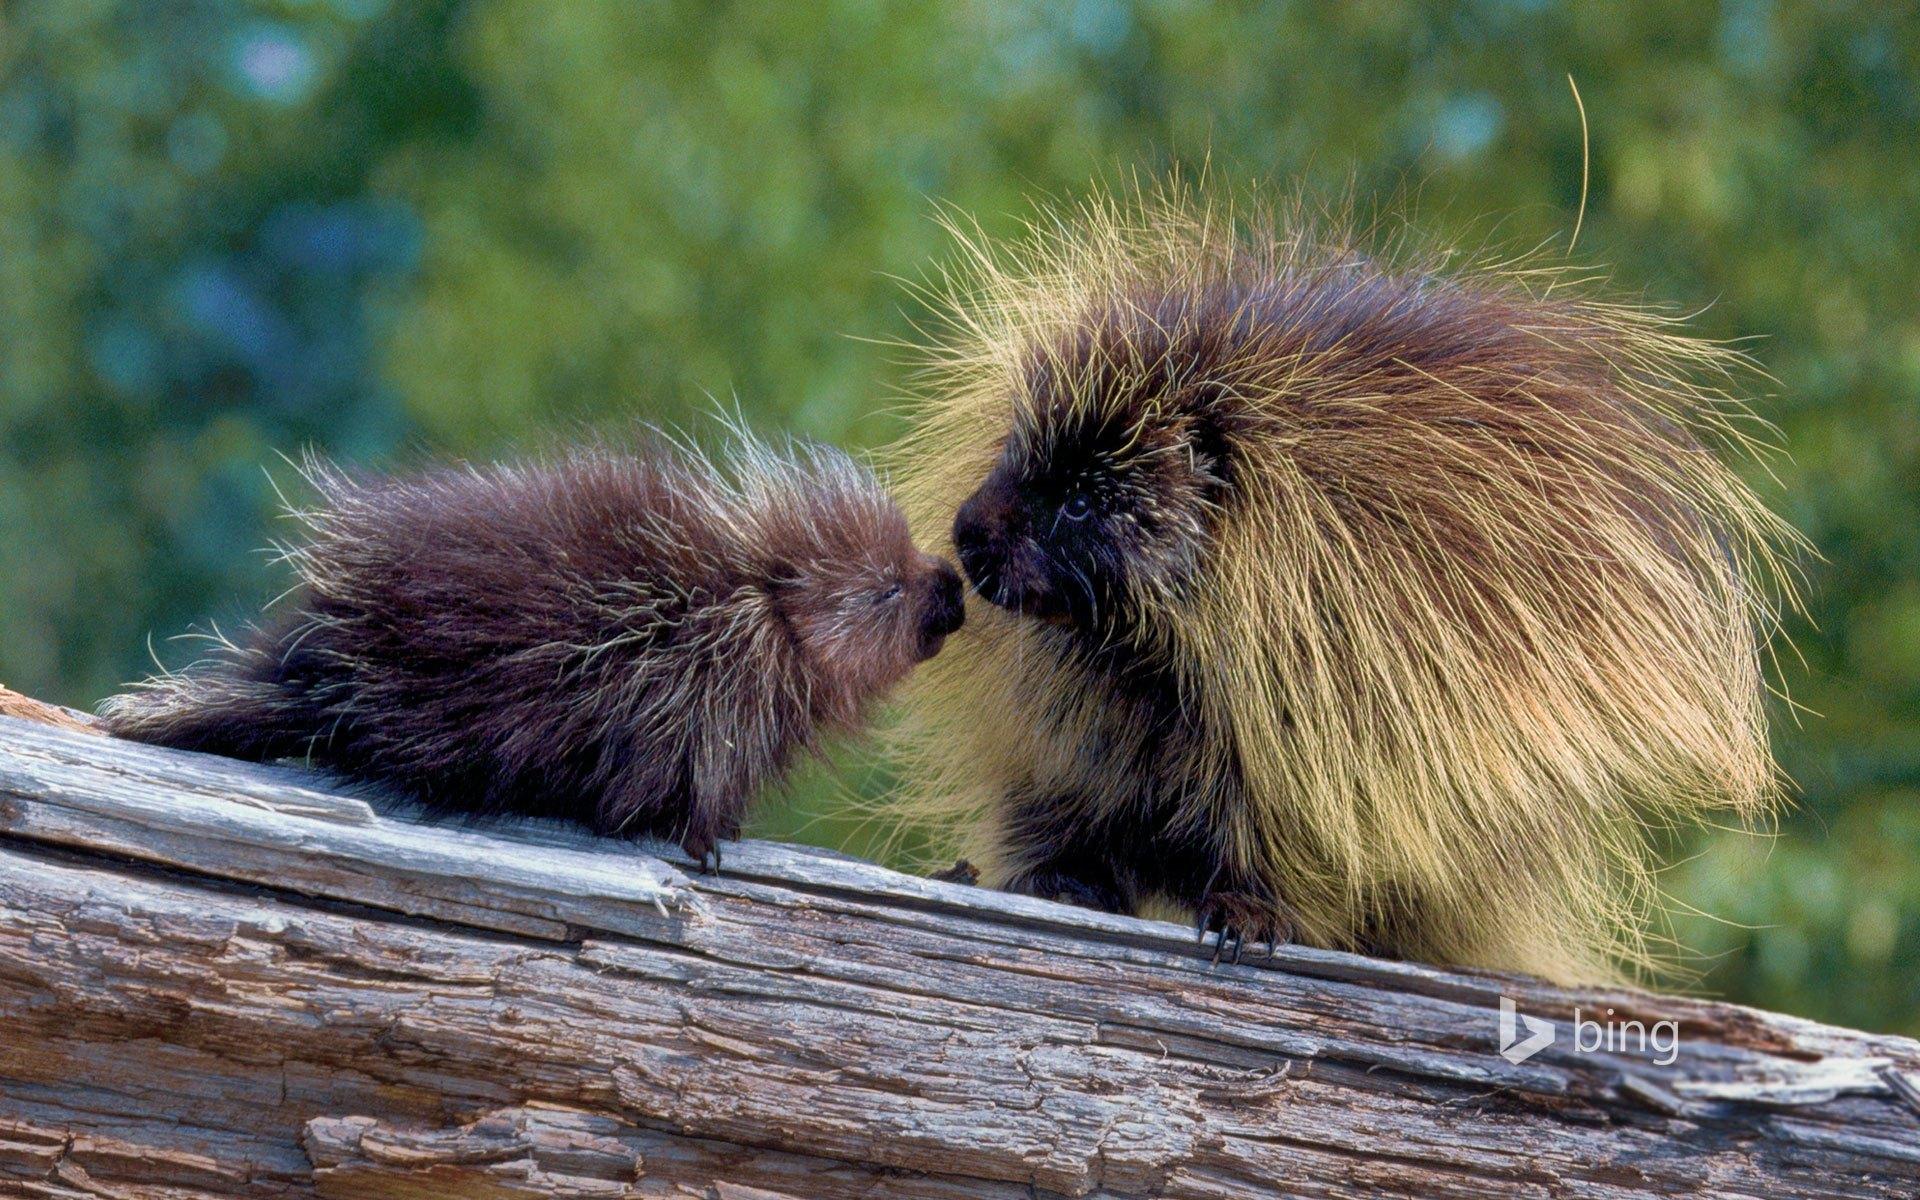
[{"left": 1197, "top": 891, "right": 1294, "bottom": 966}]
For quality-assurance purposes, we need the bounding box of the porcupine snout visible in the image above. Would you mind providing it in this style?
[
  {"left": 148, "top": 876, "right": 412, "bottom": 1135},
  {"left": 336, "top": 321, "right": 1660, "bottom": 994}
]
[
  {"left": 952, "top": 492, "right": 994, "bottom": 594},
  {"left": 952, "top": 472, "right": 1061, "bottom": 618},
  {"left": 952, "top": 481, "right": 1015, "bottom": 607},
  {"left": 915, "top": 554, "right": 966, "bottom": 660}
]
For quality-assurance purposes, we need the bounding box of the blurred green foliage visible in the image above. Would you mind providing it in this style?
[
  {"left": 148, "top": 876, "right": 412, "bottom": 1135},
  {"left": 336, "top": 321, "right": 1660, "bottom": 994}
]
[{"left": 0, "top": 0, "right": 1914, "bottom": 1030}]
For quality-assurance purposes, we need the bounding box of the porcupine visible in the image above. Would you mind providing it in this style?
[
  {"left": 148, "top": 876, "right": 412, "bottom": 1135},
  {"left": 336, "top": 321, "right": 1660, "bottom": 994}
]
[
  {"left": 888, "top": 189, "right": 1798, "bottom": 983},
  {"left": 104, "top": 433, "right": 965, "bottom": 869}
]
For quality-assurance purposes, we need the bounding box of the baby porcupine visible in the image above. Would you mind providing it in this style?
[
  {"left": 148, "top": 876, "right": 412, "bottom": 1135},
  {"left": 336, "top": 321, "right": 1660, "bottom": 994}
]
[
  {"left": 889, "top": 190, "right": 1799, "bottom": 984},
  {"left": 104, "top": 436, "right": 966, "bottom": 868}
]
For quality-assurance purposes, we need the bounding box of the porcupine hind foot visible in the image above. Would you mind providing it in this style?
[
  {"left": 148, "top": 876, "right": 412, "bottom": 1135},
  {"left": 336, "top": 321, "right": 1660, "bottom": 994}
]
[{"left": 1002, "top": 864, "right": 1133, "bottom": 915}]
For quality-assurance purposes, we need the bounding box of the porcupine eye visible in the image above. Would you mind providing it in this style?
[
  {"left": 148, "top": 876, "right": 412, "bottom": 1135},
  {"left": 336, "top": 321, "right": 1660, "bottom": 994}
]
[{"left": 1060, "top": 492, "right": 1093, "bottom": 522}]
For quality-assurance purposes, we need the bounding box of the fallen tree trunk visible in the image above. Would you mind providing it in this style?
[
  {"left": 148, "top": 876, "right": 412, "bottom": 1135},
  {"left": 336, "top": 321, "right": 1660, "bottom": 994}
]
[{"left": 0, "top": 715, "right": 1914, "bottom": 1198}]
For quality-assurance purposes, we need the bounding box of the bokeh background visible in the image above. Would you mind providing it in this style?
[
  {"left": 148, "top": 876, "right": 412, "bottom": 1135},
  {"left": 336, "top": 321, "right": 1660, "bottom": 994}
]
[{"left": 1, "top": 0, "right": 1914, "bottom": 1031}]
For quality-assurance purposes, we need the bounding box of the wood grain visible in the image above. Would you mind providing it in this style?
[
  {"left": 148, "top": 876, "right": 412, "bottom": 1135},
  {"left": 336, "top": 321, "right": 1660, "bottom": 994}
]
[
  {"left": 0, "top": 715, "right": 1914, "bottom": 1198},
  {"left": 0, "top": 687, "right": 97, "bottom": 736}
]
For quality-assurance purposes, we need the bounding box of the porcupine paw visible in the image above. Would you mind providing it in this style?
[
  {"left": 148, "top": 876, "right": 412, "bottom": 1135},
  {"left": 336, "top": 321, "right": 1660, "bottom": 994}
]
[
  {"left": 1195, "top": 892, "right": 1296, "bottom": 965},
  {"left": 678, "top": 828, "right": 724, "bottom": 875}
]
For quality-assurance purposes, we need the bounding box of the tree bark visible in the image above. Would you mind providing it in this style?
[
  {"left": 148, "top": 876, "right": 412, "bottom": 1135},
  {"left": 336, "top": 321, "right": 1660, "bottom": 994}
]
[{"left": 0, "top": 715, "right": 1914, "bottom": 1198}]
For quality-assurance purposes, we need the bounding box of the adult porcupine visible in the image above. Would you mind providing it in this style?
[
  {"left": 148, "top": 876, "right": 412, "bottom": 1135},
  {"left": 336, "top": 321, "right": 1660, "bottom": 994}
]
[
  {"left": 104, "top": 435, "right": 965, "bottom": 868},
  {"left": 888, "top": 191, "right": 1798, "bottom": 984}
]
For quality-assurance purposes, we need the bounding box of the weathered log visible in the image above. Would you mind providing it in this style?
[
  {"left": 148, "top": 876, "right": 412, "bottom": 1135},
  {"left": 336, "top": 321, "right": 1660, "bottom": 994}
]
[
  {"left": 0, "top": 686, "right": 98, "bottom": 736},
  {"left": 0, "top": 714, "right": 1914, "bottom": 1198}
]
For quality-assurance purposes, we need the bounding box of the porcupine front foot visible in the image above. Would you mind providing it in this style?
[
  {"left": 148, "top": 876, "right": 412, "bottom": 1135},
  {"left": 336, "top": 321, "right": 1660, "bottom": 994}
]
[
  {"left": 667, "top": 799, "right": 742, "bottom": 876},
  {"left": 677, "top": 823, "right": 733, "bottom": 875},
  {"left": 603, "top": 780, "right": 735, "bottom": 876},
  {"left": 1196, "top": 890, "right": 1299, "bottom": 966}
]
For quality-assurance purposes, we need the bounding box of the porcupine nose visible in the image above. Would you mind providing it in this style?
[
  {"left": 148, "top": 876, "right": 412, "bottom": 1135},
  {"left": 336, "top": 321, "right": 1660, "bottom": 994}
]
[
  {"left": 952, "top": 491, "right": 1000, "bottom": 600},
  {"left": 917, "top": 557, "right": 966, "bottom": 659}
]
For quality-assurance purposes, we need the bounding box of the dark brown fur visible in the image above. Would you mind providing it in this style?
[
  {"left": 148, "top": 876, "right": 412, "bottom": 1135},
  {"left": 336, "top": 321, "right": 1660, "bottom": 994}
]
[{"left": 104, "top": 439, "right": 964, "bottom": 867}]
